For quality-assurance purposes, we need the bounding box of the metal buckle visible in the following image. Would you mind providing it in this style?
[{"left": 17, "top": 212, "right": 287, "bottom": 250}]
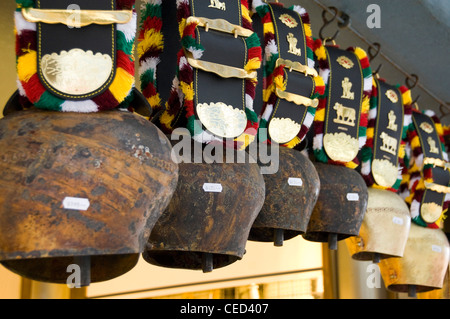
[
  {"left": 22, "top": 8, "right": 133, "bottom": 27},
  {"left": 184, "top": 16, "right": 257, "bottom": 80},
  {"left": 423, "top": 157, "right": 450, "bottom": 193},
  {"left": 274, "top": 58, "right": 319, "bottom": 108}
]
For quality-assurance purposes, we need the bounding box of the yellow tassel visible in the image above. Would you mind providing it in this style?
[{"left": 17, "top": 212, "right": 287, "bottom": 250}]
[
  {"left": 263, "top": 22, "right": 275, "bottom": 36},
  {"left": 366, "top": 127, "right": 374, "bottom": 139},
  {"left": 411, "top": 135, "right": 421, "bottom": 150},
  {"left": 263, "top": 84, "right": 275, "bottom": 103},
  {"left": 159, "top": 110, "right": 176, "bottom": 127},
  {"left": 361, "top": 96, "right": 370, "bottom": 114},
  {"left": 147, "top": 93, "right": 161, "bottom": 109},
  {"left": 109, "top": 67, "right": 135, "bottom": 103},
  {"left": 137, "top": 29, "right": 164, "bottom": 58},
  {"left": 235, "top": 133, "right": 255, "bottom": 150},
  {"left": 17, "top": 51, "right": 37, "bottom": 83},
  {"left": 313, "top": 75, "right": 325, "bottom": 89},
  {"left": 180, "top": 81, "right": 194, "bottom": 101},
  {"left": 178, "top": 18, "right": 186, "bottom": 39},
  {"left": 314, "top": 44, "right": 327, "bottom": 61},
  {"left": 241, "top": 4, "right": 252, "bottom": 24},
  {"left": 398, "top": 143, "right": 405, "bottom": 158},
  {"left": 315, "top": 107, "right": 325, "bottom": 121},
  {"left": 402, "top": 90, "right": 412, "bottom": 106},
  {"left": 245, "top": 57, "right": 261, "bottom": 72},
  {"left": 273, "top": 75, "right": 286, "bottom": 90},
  {"left": 304, "top": 23, "right": 312, "bottom": 38},
  {"left": 345, "top": 161, "right": 359, "bottom": 170},
  {"left": 283, "top": 136, "right": 301, "bottom": 149},
  {"left": 353, "top": 47, "right": 368, "bottom": 61}
]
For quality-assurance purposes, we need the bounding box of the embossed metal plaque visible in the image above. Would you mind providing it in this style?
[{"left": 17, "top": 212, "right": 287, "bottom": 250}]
[
  {"left": 41, "top": 49, "right": 113, "bottom": 95},
  {"left": 196, "top": 102, "right": 247, "bottom": 138},
  {"left": 268, "top": 117, "right": 301, "bottom": 144}
]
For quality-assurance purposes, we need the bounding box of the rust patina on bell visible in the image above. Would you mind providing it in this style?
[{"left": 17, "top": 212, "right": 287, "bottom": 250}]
[
  {"left": 248, "top": 146, "right": 320, "bottom": 246},
  {"left": 379, "top": 223, "right": 450, "bottom": 297},
  {"left": 302, "top": 162, "right": 368, "bottom": 250},
  {"left": 346, "top": 188, "right": 411, "bottom": 263},
  {"left": 0, "top": 108, "right": 178, "bottom": 285},
  {"left": 143, "top": 137, "right": 265, "bottom": 272}
]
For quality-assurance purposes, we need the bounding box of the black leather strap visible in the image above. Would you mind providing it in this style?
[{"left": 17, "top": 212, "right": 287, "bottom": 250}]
[
  {"left": 266, "top": 4, "right": 315, "bottom": 144},
  {"left": 37, "top": 0, "right": 116, "bottom": 100},
  {"left": 324, "top": 46, "right": 363, "bottom": 137},
  {"left": 371, "top": 79, "right": 404, "bottom": 184},
  {"left": 413, "top": 112, "right": 450, "bottom": 221}
]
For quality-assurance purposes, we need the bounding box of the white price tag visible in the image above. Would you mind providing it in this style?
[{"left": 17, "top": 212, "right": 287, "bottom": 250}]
[
  {"left": 346, "top": 193, "right": 359, "bottom": 201},
  {"left": 432, "top": 245, "right": 442, "bottom": 253},
  {"left": 392, "top": 216, "right": 404, "bottom": 225},
  {"left": 62, "top": 197, "right": 90, "bottom": 211},
  {"left": 203, "top": 183, "right": 223, "bottom": 193},
  {"left": 288, "top": 177, "right": 303, "bottom": 187}
]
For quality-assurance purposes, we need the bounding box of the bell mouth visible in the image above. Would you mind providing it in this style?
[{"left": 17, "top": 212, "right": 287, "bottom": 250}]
[
  {"left": 351, "top": 251, "right": 391, "bottom": 262},
  {"left": 1, "top": 254, "right": 139, "bottom": 285},
  {"left": 387, "top": 284, "right": 439, "bottom": 294},
  {"left": 248, "top": 227, "right": 303, "bottom": 246},
  {"left": 142, "top": 250, "right": 241, "bottom": 273},
  {"left": 302, "top": 231, "right": 352, "bottom": 243}
]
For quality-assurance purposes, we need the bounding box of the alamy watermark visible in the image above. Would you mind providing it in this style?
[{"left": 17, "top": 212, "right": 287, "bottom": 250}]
[{"left": 366, "top": 4, "right": 381, "bottom": 29}]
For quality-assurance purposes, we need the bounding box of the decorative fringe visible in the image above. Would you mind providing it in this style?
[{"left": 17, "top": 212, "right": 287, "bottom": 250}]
[
  {"left": 312, "top": 39, "right": 372, "bottom": 169},
  {"left": 15, "top": 0, "right": 136, "bottom": 112},
  {"left": 252, "top": 1, "right": 325, "bottom": 148},
  {"left": 405, "top": 108, "right": 449, "bottom": 228},
  {"left": 360, "top": 78, "right": 412, "bottom": 192}
]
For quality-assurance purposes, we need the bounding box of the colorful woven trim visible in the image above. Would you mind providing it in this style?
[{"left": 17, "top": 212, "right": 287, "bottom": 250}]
[
  {"left": 15, "top": 0, "right": 136, "bottom": 113},
  {"left": 312, "top": 39, "right": 372, "bottom": 169},
  {"left": 153, "top": 0, "right": 262, "bottom": 150},
  {"left": 138, "top": 0, "right": 163, "bottom": 117},
  {"left": 252, "top": 0, "right": 325, "bottom": 148},
  {"left": 405, "top": 109, "right": 450, "bottom": 228},
  {"left": 360, "top": 78, "right": 412, "bottom": 192}
]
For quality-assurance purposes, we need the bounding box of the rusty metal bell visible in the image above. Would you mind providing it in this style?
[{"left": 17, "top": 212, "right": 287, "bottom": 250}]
[
  {"left": 0, "top": 108, "right": 179, "bottom": 285},
  {"left": 248, "top": 146, "right": 320, "bottom": 246},
  {"left": 346, "top": 188, "right": 411, "bottom": 263},
  {"left": 302, "top": 162, "right": 368, "bottom": 250},
  {"left": 143, "top": 136, "right": 265, "bottom": 272},
  {"left": 379, "top": 223, "right": 450, "bottom": 297}
]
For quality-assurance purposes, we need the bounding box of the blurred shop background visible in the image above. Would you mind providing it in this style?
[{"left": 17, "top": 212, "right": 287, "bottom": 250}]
[{"left": 0, "top": 0, "right": 448, "bottom": 299}]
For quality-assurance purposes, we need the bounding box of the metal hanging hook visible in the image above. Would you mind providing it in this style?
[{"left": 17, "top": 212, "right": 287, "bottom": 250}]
[
  {"left": 405, "top": 74, "right": 420, "bottom": 105},
  {"left": 368, "top": 42, "right": 382, "bottom": 76},
  {"left": 319, "top": 7, "right": 350, "bottom": 42}
]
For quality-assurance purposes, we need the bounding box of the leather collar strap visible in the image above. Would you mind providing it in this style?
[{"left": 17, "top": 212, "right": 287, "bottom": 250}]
[
  {"left": 312, "top": 40, "right": 372, "bottom": 169},
  {"left": 407, "top": 110, "right": 450, "bottom": 228},
  {"left": 140, "top": 0, "right": 262, "bottom": 150},
  {"left": 15, "top": 0, "right": 138, "bottom": 113},
  {"left": 251, "top": 1, "right": 325, "bottom": 148},
  {"left": 360, "top": 77, "right": 412, "bottom": 191}
]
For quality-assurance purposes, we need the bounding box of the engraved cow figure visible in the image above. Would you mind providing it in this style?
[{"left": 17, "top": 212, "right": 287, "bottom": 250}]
[
  {"left": 287, "top": 33, "right": 301, "bottom": 56},
  {"left": 379, "top": 132, "right": 397, "bottom": 156},
  {"left": 333, "top": 103, "right": 356, "bottom": 127},
  {"left": 209, "top": 0, "right": 226, "bottom": 10}
]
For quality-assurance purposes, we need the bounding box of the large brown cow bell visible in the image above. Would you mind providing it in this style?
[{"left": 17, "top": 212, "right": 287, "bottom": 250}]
[
  {"left": 379, "top": 223, "right": 450, "bottom": 297},
  {"left": 248, "top": 146, "right": 320, "bottom": 246},
  {"left": 302, "top": 162, "right": 368, "bottom": 250},
  {"left": 346, "top": 188, "right": 411, "bottom": 263},
  {"left": 143, "top": 136, "right": 265, "bottom": 272},
  {"left": 0, "top": 108, "right": 179, "bottom": 285}
]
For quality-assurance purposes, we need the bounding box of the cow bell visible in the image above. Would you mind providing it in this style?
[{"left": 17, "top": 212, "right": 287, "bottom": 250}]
[
  {"left": 143, "top": 136, "right": 265, "bottom": 273},
  {"left": 0, "top": 108, "right": 179, "bottom": 285},
  {"left": 302, "top": 162, "right": 368, "bottom": 250},
  {"left": 346, "top": 188, "right": 411, "bottom": 263},
  {"left": 248, "top": 145, "right": 320, "bottom": 246},
  {"left": 379, "top": 223, "right": 450, "bottom": 297}
]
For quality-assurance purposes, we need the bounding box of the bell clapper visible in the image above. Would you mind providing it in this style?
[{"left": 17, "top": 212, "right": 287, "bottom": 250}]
[
  {"left": 372, "top": 253, "right": 380, "bottom": 264},
  {"left": 408, "top": 285, "right": 417, "bottom": 298},
  {"left": 202, "top": 253, "right": 214, "bottom": 273},
  {"left": 73, "top": 255, "right": 91, "bottom": 287},
  {"left": 328, "top": 233, "right": 338, "bottom": 250},
  {"left": 274, "top": 229, "right": 284, "bottom": 247}
]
